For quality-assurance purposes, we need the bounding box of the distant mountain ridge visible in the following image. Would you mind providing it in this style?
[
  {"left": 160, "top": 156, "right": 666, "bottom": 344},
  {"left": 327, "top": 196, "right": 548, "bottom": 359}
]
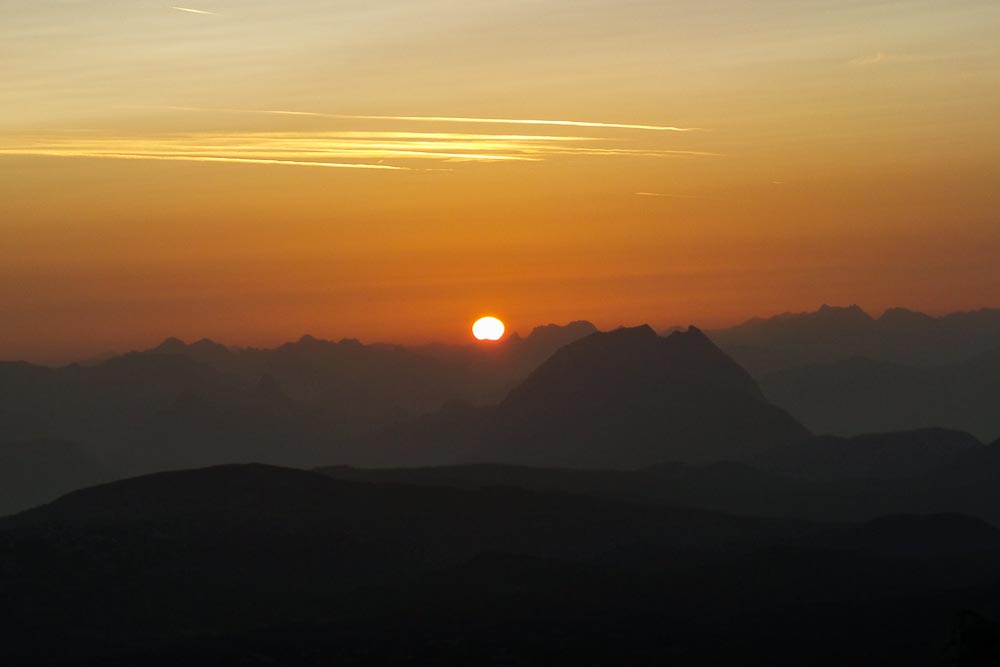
[
  {"left": 696, "top": 304, "right": 1000, "bottom": 440},
  {"left": 707, "top": 304, "right": 1000, "bottom": 374},
  {"left": 141, "top": 320, "right": 599, "bottom": 414},
  {"left": 4, "top": 306, "right": 1000, "bottom": 513},
  {"left": 0, "top": 322, "right": 599, "bottom": 513},
  {"left": 759, "top": 353, "right": 1000, "bottom": 441}
]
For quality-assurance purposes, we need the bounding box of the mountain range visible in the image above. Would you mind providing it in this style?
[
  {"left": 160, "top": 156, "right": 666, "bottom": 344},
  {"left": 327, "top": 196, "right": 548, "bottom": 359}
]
[
  {"left": 708, "top": 304, "right": 1000, "bottom": 374},
  {"left": 3, "top": 305, "right": 1000, "bottom": 513},
  {"left": 5, "top": 306, "right": 1000, "bottom": 663},
  {"left": 3, "top": 463, "right": 1000, "bottom": 665},
  {"left": 357, "top": 325, "right": 809, "bottom": 468},
  {"left": 702, "top": 305, "right": 1000, "bottom": 440}
]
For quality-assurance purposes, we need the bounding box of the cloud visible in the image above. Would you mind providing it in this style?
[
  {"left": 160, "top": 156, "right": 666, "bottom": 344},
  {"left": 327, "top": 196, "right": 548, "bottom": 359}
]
[
  {"left": 0, "top": 150, "right": 406, "bottom": 170},
  {"left": 338, "top": 114, "right": 700, "bottom": 133},
  {"left": 160, "top": 106, "right": 701, "bottom": 132},
  {"left": 170, "top": 6, "right": 220, "bottom": 16},
  {"left": 634, "top": 192, "right": 702, "bottom": 199},
  {"left": 0, "top": 125, "right": 717, "bottom": 173}
]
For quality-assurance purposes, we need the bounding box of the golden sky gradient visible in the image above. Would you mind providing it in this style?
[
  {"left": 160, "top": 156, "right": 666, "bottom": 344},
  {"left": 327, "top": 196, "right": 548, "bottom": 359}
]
[{"left": 2, "top": 0, "right": 1000, "bottom": 362}]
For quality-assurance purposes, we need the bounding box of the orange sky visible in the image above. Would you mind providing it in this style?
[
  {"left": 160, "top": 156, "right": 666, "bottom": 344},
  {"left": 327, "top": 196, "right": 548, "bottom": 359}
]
[{"left": 2, "top": 1, "right": 999, "bottom": 363}]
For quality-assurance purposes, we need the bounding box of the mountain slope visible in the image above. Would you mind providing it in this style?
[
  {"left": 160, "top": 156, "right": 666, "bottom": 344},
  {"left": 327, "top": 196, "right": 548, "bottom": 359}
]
[
  {"left": 4, "top": 464, "right": 1000, "bottom": 665},
  {"left": 492, "top": 325, "right": 810, "bottom": 466},
  {"left": 355, "top": 325, "right": 809, "bottom": 468},
  {"left": 759, "top": 351, "right": 1000, "bottom": 441},
  {"left": 0, "top": 439, "right": 116, "bottom": 516}
]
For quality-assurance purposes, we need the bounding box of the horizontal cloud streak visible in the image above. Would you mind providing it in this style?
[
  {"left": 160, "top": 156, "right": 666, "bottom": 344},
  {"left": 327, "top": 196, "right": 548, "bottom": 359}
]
[
  {"left": 635, "top": 192, "right": 703, "bottom": 198},
  {"left": 338, "top": 114, "right": 700, "bottom": 132},
  {"left": 170, "top": 6, "right": 220, "bottom": 16},
  {"left": 0, "top": 150, "right": 406, "bottom": 170},
  {"left": 0, "top": 125, "right": 716, "bottom": 172},
  {"left": 162, "top": 106, "right": 700, "bottom": 132}
]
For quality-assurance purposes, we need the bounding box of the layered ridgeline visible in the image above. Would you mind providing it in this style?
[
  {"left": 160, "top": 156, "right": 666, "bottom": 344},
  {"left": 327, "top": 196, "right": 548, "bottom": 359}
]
[
  {"left": 322, "top": 430, "right": 1000, "bottom": 525},
  {"left": 708, "top": 304, "right": 1000, "bottom": 374},
  {"left": 4, "top": 308, "right": 1000, "bottom": 515},
  {"left": 357, "top": 326, "right": 810, "bottom": 467},
  {"left": 759, "top": 349, "right": 1000, "bottom": 441},
  {"left": 3, "top": 463, "right": 1000, "bottom": 665},
  {"left": 0, "top": 322, "right": 597, "bottom": 513},
  {"left": 702, "top": 305, "right": 1000, "bottom": 440}
]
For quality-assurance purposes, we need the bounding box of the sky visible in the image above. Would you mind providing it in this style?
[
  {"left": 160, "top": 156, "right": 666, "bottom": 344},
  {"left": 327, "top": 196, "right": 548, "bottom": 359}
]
[{"left": 2, "top": 0, "right": 999, "bottom": 363}]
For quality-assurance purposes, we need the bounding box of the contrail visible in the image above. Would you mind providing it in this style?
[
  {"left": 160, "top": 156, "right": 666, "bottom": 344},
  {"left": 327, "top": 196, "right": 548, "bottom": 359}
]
[
  {"left": 160, "top": 106, "right": 699, "bottom": 132},
  {"left": 635, "top": 192, "right": 702, "bottom": 198},
  {"left": 341, "top": 114, "right": 699, "bottom": 132},
  {"left": 171, "top": 7, "right": 220, "bottom": 16},
  {"left": 0, "top": 150, "right": 407, "bottom": 170}
]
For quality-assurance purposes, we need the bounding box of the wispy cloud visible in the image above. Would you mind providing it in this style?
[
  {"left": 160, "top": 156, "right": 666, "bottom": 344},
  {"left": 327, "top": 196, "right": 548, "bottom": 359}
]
[
  {"left": 170, "top": 6, "right": 220, "bottom": 16},
  {"left": 160, "top": 106, "right": 700, "bottom": 132},
  {"left": 0, "top": 126, "right": 717, "bottom": 172},
  {"left": 339, "top": 114, "right": 700, "bottom": 132},
  {"left": 635, "top": 192, "right": 702, "bottom": 199},
  {"left": 0, "top": 150, "right": 405, "bottom": 170}
]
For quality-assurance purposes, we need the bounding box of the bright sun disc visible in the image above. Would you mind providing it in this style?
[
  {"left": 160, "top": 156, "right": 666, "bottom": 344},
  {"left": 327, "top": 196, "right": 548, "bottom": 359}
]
[{"left": 472, "top": 316, "right": 505, "bottom": 341}]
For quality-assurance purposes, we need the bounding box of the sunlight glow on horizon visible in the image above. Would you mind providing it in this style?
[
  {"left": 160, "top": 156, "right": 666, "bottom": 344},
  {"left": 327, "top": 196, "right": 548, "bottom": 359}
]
[
  {"left": 472, "top": 317, "right": 506, "bottom": 341},
  {"left": 1, "top": 0, "right": 998, "bottom": 362}
]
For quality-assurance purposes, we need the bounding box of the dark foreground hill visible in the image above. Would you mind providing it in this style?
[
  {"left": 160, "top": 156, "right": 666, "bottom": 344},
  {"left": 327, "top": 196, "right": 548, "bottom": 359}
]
[
  {"left": 3, "top": 464, "right": 1000, "bottom": 666},
  {"left": 321, "top": 430, "right": 1000, "bottom": 524}
]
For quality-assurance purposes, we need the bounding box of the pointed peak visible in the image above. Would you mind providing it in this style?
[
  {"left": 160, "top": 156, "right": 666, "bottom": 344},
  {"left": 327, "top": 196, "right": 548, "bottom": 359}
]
[
  {"left": 295, "top": 334, "right": 328, "bottom": 347},
  {"left": 816, "top": 304, "right": 872, "bottom": 320},
  {"left": 553, "top": 324, "right": 657, "bottom": 358},
  {"left": 879, "top": 307, "right": 934, "bottom": 323},
  {"left": 527, "top": 320, "right": 597, "bottom": 338},
  {"left": 154, "top": 337, "right": 188, "bottom": 353},
  {"left": 610, "top": 324, "right": 657, "bottom": 338},
  {"left": 662, "top": 325, "right": 717, "bottom": 349}
]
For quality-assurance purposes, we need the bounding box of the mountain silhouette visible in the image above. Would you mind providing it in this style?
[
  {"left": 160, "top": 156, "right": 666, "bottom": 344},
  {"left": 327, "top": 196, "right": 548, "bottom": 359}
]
[
  {"left": 759, "top": 349, "right": 1000, "bottom": 441},
  {"left": 5, "top": 463, "right": 1000, "bottom": 665},
  {"left": 492, "top": 325, "right": 810, "bottom": 466},
  {"left": 137, "top": 321, "right": 598, "bottom": 419},
  {"left": 411, "top": 319, "right": 599, "bottom": 403},
  {"left": 0, "top": 439, "right": 115, "bottom": 516},
  {"left": 0, "top": 322, "right": 604, "bottom": 505},
  {"left": 4, "top": 310, "right": 1000, "bottom": 513},
  {"left": 371, "top": 325, "right": 809, "bottom": 468},
  {"left": 320, "top": 428, "right": 1000, "bottom": 524},
  {"left": 709, "top": 305, "right": 1000, "bottom": 374}
]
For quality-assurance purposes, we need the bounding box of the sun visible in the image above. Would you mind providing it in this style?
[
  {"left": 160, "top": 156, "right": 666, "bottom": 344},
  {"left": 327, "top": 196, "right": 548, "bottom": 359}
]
[{"left": 472, "top": 316, "right": 505, "bottom": 341}]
